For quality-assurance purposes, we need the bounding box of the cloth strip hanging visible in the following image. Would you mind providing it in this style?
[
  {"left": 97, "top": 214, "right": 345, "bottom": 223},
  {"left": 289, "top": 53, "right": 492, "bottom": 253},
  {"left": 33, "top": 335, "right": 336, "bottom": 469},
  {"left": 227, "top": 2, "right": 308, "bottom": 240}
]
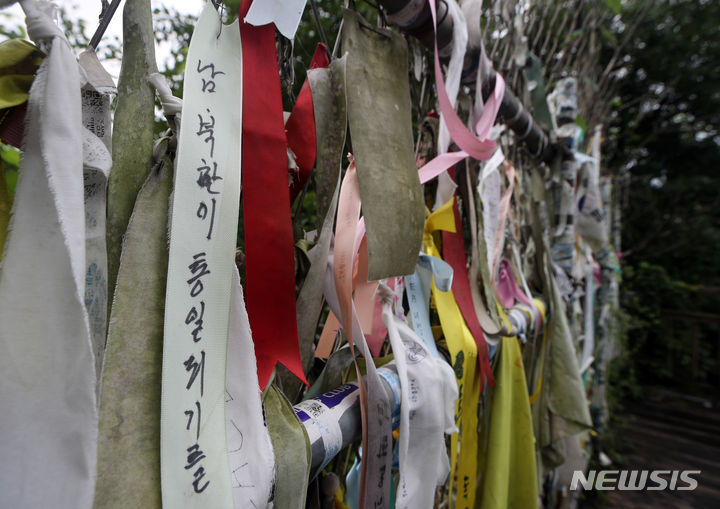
[
  {"left": 428, "top": 0, "right": 503, "bottom": 159},
  {"left": 405, "top": 253, "right": 453, "bottom": 357},
  {"left": 263, "top": 383, "right": 312, "bottom": 509},
  {"left": 94, "top": 137, "right": 173, "bottom": 509},
  {"left": 343, "top": 9, "right": 425, "bottom": 280},
  {"left": 79, "top": 50, "right": 115, "bottom": 397},
  {"left": 332, "top": 158, "right": 392, "bottom": 509},
  {"left": 0, "top": 1, "right": 96, "bottom": 507},
  {"left": 490, "top": 162, "right": 516, "bottom": 286},
  {"left": 433, "top": 0, "right": 467, "bottom": 208},
  {"left": 411, "top": 0, "right": 505, "bottom": 188},
  {"left": 240, "top": 0, "right": 307, "bottom": 389},
  {"left": 286, "top": 43, "right": 329, "bottom": 203},
  {"left": 353, "top": 237, "right": 383, "bottom": 354},
  {"left": 424, "top": 198, "right": 481, "bottom": 509},
  {"left": 497, "top": 259, "right": 533, "bottom": 309},
  {"left": 323, "top": 252, "right": 394, "bottom": 509},
  {"left": 160, "top": 4, "right": 240, "bottom": 506},
  {"left": 477, "top": 335, "right": 539, "bottom": 509},
  {"left": 442, "top": 195, "right": 494, "bottom": 389},
  {"left": 382, "top": 286, "right": 458, "bottom": 509},
  {"left": 302, "top": 55, "right": 347, "bottom": 369},
  {"left": 244, "top": 0, "right": 309, "bottom": 39},
  {"left": 225, "top": 267, "right": 275, "bottom": 508}
]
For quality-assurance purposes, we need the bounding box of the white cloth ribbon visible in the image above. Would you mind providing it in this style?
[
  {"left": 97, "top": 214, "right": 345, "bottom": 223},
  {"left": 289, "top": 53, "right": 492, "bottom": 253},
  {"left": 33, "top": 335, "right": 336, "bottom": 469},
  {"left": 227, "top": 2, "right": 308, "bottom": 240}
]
[
  {"left": 478, "top": 148, "right": 506, "bottom": 274},
  {"left": 160, "top": 4, "right": 241, "bottom": 507},
  {"left": 380, "top": 286, "right": 458, "bottom": 509},
  {"left": 149, "top": 72, "right": 183, "bottom": 132},
  {"left": 0, "top": 1, "right": 96, "bottom": 507},
  {"left": 225, "top": 267, "right": 275, "bottom": 509}
]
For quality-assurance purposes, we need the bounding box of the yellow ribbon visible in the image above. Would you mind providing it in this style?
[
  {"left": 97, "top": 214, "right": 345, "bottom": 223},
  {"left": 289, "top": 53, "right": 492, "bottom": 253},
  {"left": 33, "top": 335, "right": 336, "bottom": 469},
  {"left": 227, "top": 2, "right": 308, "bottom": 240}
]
[
  {"left": 424, "top": 197, "right": 480, "bottom": 509},
  {"left": 528, "top": 298, "right": 548, "bottom": 405},
  {"left": 475, "top": 300, "right": 540, "bottom": 508},
  {"left": 477, "top": 334, "right": 539, "bottom": 509}
]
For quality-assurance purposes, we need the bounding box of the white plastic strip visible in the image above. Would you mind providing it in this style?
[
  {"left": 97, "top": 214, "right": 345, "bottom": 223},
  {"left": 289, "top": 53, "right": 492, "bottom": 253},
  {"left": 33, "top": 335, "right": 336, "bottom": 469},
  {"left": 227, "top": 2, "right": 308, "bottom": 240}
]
[
  {"left": 79, "top": 50, "right": 115, "bottom": 394},
  {"left": 244, "top": 0, "right": 308, "bottom": 40}
]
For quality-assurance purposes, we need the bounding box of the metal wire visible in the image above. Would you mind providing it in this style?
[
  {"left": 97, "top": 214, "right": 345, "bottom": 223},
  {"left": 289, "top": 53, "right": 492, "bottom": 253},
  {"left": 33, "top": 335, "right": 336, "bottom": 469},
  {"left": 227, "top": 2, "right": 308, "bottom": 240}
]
[{"left": 88, "top": 0, "right": 122, "bottom": 50}]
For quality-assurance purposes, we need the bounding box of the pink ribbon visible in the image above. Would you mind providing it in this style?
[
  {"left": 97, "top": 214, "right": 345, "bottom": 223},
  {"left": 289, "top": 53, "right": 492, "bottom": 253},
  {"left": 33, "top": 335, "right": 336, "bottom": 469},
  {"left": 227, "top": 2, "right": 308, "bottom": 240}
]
[{"left": 496, "top": 259, "right": 533, "bottom": 309}]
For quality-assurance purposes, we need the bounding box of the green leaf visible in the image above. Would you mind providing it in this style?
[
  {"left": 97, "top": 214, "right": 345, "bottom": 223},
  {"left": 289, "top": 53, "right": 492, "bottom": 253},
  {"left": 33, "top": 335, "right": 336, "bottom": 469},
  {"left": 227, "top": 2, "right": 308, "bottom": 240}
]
[
  {"left": 575, "top": 114, "right": 588, "bottom": 133},
  {"left": 0, "top": 143, "right": 20, "bottom": 168},
  {"left": 605, "top": 0, "right": 621, "bottom": 15},
  {"left": 4, "top": 168, "right": 17, "bottom": 199},
  {"left": 600, "top": 26, "right": 618, "bottom": 44}
]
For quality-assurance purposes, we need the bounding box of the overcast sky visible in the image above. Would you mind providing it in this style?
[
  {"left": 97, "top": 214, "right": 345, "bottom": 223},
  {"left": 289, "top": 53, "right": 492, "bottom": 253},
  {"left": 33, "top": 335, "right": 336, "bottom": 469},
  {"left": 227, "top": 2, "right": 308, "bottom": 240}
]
[{"left": 2, "top": 0, "right": 204, "bottom": 77}]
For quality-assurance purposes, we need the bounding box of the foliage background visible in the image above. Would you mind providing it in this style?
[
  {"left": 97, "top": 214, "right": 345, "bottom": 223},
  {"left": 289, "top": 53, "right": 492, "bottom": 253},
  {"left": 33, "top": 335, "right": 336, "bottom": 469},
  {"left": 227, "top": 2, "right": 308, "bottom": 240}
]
[{"left": 606, "top": 0, "right": 720, "bottom": 398}]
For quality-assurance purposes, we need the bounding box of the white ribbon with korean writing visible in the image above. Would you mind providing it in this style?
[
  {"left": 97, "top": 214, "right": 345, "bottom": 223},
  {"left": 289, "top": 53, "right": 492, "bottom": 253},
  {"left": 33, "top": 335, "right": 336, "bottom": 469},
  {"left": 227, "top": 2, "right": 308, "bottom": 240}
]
[{"left": 161, "top": 4, "right": 241, "bottom": 508}]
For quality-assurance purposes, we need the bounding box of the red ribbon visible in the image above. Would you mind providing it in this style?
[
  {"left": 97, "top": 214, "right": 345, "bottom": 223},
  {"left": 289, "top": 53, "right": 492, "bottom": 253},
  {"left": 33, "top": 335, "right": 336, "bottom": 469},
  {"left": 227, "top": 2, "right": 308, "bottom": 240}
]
[
  {"left": 286, "top": 43, "right": 329, "bottom": 202},
  {"left": 441, "top": 196, "right": 494, "bottom": 390},
  {"left": 240, "top": 0, "right": 306, "bottom": 389}
]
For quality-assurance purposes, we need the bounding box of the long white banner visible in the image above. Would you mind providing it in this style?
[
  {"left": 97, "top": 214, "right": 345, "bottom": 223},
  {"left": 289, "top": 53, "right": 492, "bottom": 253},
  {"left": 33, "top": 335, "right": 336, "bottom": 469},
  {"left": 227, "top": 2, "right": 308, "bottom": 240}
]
[{"left": 161, "top": 4, "right": 241, "bottom": 508}]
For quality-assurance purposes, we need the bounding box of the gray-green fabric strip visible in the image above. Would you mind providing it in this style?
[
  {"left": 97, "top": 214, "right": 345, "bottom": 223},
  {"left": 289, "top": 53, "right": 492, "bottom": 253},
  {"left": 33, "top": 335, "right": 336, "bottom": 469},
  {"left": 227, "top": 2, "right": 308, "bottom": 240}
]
[
  {"left": 94, "top": 154, "right": 172, "bottom": 509},
  {"left": 310, "top": 57, "right": 348, "bottom": 231},
  {"left": 342, "top": 9, "right": 424, "bottom": 280},
  {"left": 265, "top": 384, "right": 312, "bottom": 509},
  {"left": 106, "top": 0, "right": 159, "bottom": 308}
]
